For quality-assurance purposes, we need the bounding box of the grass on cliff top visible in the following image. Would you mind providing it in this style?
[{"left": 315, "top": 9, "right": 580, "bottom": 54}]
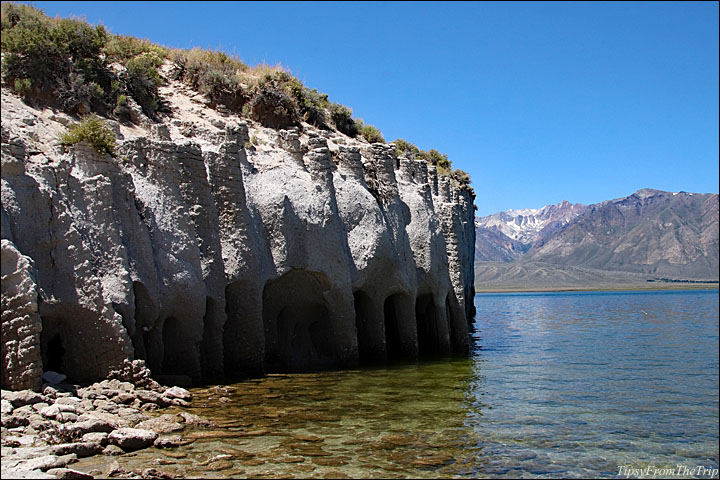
[{"left": 1, "top": 2, "right": 472, "bottom": 191}]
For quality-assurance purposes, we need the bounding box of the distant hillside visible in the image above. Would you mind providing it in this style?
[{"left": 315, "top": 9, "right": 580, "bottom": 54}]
[{"left": 475, "top": 189, "right": 719, "bottom": 289}]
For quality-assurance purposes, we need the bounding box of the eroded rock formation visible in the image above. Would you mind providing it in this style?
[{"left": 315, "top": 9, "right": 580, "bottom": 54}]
[{"left": 1, "top": 87, "right": 476, "bottom": 389}]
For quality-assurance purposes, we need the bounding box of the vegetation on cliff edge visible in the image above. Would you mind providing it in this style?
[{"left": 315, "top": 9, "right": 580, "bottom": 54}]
[{"left": 1, "top": 2, "right": 472, "bottom": 190}]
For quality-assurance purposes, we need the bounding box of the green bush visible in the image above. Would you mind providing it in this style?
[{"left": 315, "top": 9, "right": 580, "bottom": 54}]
[
  {"left": 59, "top": 114, "right": 117, "bottom": 156},
  {"left": 392, "top": 138, "right": 420, "bottom": 157},
  {"left": 361, "top": 124, "right": 385, "bottom": 144},
  {"left": 451, "top": 168, "right": 470, "bottom": 186},
  {"left": 1, "top": 3, "right": 107, "bottom": 94},
  {"left": 247, "top": 76, "right": 299, "bottom": 128},
  {"left": 417, "top": 148, "right": 451, "bottom": 169},
  {"left": 330, "top": 103, "right": 360, "bottom": 137},
  {"left": 170, "top": 48, "right": 247, "bottom": 111},
  {"left": 287, "top": 78, "right": 330, "bottom": 128},
  {"left": 13, "top": 77, "right": 32, "bottom": 96},
  {"left": 124, "top": 52, "right": 164, "bottom": 117}
]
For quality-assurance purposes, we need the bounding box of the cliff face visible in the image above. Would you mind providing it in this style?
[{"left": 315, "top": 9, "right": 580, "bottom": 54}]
[{"left": 0, "top": 87, "right": 476, "bottom": 389}]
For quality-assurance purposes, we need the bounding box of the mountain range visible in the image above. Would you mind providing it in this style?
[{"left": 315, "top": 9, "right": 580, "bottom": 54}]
[{"left": 475, "top": 189, "right": 719, "bottom": 290}]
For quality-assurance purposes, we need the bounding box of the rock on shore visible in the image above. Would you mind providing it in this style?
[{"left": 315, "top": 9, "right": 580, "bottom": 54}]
[{"left": 1, "top": 370, "right": 201, "bottom": 479}]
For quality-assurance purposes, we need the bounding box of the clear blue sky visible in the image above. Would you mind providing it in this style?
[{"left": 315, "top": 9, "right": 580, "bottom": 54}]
[{"left": 25, "top": 1, "right": 719, "bottom": 216}]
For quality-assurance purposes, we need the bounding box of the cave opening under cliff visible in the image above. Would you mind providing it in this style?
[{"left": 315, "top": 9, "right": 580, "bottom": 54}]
[
  {"left": 445, "top": 294, "right": 456, "bottom": 352},
  {"left": 263, "top": 270, "right": 336, "bottom": 372},
  {"left": 353, "top": 290, "right": 380, "bottom": 362},
  {"left": 416, "top": 294, "right": 441, "bottom": 355},
  {"left": 162, "top": 317, "right": 189, "bottom": 376},
  {"left": 224, "top": 281, "right": 264, "bottom": 377},
  {"left": 43, "top": 333, "right": 65, "bottom": 374},
  {"left": 384, "top": 293, "right": 414, "bottom": 360}
]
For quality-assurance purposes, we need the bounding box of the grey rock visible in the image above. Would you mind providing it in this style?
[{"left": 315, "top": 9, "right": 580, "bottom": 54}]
[
  {"left": 178, "top": 412, "right": 214, "bottom": 428},
  {"left": 114, "top": 392, "right": 135, "bottom": 404},
  {"left": 41, "top": 404, "right": 80, "bottom": 419},
  {"left": 52, "top": 441, "right": 103, "bottom": 458},
  {"left": 135, "top": 390, "right": 162, "bottom": 405},
  {"left": 1, "top": 243, "right": 43, "bottom": 391},
  {"left": 46, "top": 467, "right": 95, "bottom": 479},
  {"left": 2, "top": 414, "right": 30, "bottom": 428},
  {"left": 54, "top": 412, "right": 78, "bottom": 423},
  {"left": 3, "top": 390, "right": 47, "bottom": 408},
  {"left": 135, "top": 415, "right": 183, "bottom": 434},
  {"left": 23, "top": 453, "right": 78, "bottom": 471},
  {"left": 101, "top": 444, "right": 124, "bottom": 456},
  {"left": 153, "top": 435, "right": 184, "bottom": 448},
  {"left": 1, "top": 398, "right": 14, "bottom": 415},
  {"left": 107, "top": 427, "right": 158, "bottom": 450},
  {"left": 32, "top": 402, "right": 50, "bottom": 412},
  {"left": 54, "top": 397, "right": 82, "bottom": 407},
  {"left": 116, "top": 407, "right": 148, "bottom": 426},
  {"left": 162, "top": 386, "right": 191, "bottom": 402},
  {"left": 80, "top": 432, "right": 108, "bottom": 446},
  {"left": 60, "top": 418, "right": 114, "bottom": 436}
]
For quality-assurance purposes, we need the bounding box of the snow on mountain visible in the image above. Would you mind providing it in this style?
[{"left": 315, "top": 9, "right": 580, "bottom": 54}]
[{"left": 476, "top": 200, "right": 588, "bottom": 247}]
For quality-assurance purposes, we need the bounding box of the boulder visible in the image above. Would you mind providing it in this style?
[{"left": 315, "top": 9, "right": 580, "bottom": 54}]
[
  {"left": 135, "top": 415, "right": 183, "bottom": 434},
  {"left": 108, "top": 428, "right": 158, "bottom": 451},
  {"left": 1, "top": 414, "right": 30, "bottom": 428},
  {"left": 52, "top": 442, "right": 103, "bottom": 458},
  {"left": 153, "top": 435, "right": 184, "bottom": 448},
  {"left": 81, "top": 432, "right": 108, "bottom": 446},
  {"left": 46, "top": 468, "right": 95, "bottom": 479},
  {"left": 60, "top": 418, "right": 114, "bottom": 436},
  {"left": 162, "top": 387, "right": 192, "bottom": 402},
  {"left": 1, "top": 399, "right": 14, "bottom": 415},
  {"left": 178, "top": 412, "right": 214, "bottom": 428},
  {"left": 22, "top": 453, "right": 78, "bottom": 472},
  {"left": 3, "top": 391, "right": 47, "bottom": 408}
]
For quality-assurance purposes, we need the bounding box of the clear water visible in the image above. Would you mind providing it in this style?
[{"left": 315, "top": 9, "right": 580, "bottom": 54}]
[{"left": 75, "top": 289, "right": 719, "bottom": 478}]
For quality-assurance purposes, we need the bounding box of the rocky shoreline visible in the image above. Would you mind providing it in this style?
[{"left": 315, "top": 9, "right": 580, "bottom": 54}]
[{"left": 1, "top": 361, "right": 212, "bottom": 479}]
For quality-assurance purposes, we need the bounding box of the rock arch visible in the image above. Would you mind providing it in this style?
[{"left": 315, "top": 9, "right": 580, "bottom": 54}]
[
  {"left": 38, "top": 305, "right": 131, "bottom": 383},
  {"left": 353, "top": 290, "right": 384, "bottom": 362},
  {"left": 223, "top": 280, "right": 264, "bottom": 377},
  {"left": 262, "top": 269, "right": 353, "bottom": 371},
  {"left": 383, "top": 292, "right": 417, "bottom": 360}
]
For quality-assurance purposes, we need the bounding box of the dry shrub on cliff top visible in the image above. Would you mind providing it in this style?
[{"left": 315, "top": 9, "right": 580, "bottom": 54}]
[
  {"left": 1, "top": 2, "right": 165, "bottom": 119},
  {"left": 59, "top": 114, "right": 117, "bottom": 157},
  {"left": 170, "top": 48, "right": 249, "bottom": 110},
  {"left": 361, "top": 124, "right": 385, "bottom": 144},
  {"left": 330, "top": 103, "right": 360, "bottom": 137},
  {"left": 392, "top": 138, "right": 421, "bottom": 157}
]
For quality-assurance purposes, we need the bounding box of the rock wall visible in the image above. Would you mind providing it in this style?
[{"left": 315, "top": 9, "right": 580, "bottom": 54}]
[{"left": 1, "top": 93, "right": 476, "bottom": 389}]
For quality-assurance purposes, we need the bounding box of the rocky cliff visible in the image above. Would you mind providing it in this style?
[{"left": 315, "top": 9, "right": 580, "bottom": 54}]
[{"left": 1, "top": 83, "right": 476, "bottom": 390}]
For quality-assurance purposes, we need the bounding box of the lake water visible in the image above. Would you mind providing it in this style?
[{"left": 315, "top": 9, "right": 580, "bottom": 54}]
[{"left": 76, "top": 289, "right": 719, "bottom": 478}]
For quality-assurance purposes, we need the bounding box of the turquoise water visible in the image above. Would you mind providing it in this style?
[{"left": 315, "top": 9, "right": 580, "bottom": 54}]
[{"left": 75, "top": 289, "right": 719, "bottom": 478}]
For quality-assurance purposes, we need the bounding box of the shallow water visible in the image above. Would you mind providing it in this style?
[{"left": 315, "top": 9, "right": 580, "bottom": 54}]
[{"left": 75, "top": 289, "right": 719, "bottom": 478}]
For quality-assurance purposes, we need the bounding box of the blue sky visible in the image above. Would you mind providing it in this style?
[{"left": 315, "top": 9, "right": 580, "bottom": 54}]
[{"left": 26, "top": 1, "right": 719, "bottom": 216}]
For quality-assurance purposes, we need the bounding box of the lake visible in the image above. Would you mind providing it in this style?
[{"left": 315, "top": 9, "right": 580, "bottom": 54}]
[{"left": 75, "top": 289, "right": 719, "bottom": 478}]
